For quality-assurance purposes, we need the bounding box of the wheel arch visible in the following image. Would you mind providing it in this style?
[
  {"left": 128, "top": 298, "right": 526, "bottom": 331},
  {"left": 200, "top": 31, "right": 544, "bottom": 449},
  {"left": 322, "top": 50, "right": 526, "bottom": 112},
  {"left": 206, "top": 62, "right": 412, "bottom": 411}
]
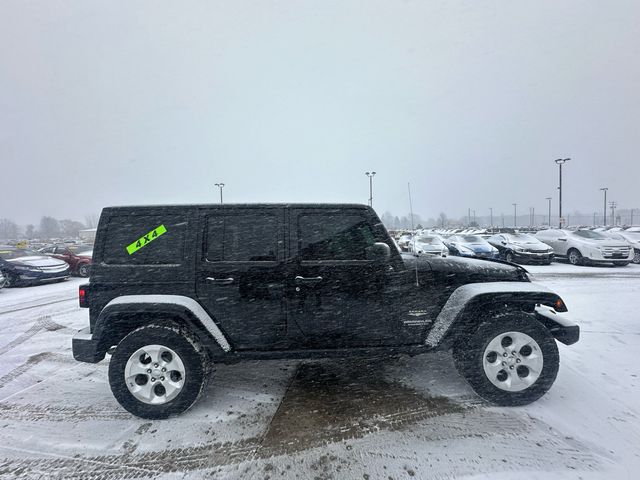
[
  {"left": 425, "top": 282, "right": 568, "bottom": 349},
  {"left": 92, "top": 295, "right": 231, "bottom": 361}
]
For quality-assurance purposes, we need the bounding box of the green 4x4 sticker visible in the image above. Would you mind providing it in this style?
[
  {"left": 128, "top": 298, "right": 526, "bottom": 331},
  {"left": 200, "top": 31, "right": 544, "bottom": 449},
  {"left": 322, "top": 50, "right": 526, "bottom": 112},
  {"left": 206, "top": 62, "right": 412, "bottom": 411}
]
[{"left": 126, "top": 225, "right": 167, "bottom": 255}]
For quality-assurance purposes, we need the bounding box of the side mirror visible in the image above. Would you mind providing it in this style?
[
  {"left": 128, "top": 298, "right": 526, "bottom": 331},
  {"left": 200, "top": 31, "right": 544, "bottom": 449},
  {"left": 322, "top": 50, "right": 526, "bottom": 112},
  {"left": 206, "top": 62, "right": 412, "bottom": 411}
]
[
  {"left": 501, "top": 241, "right": 507, "bottom": 245},
  {"left": 366, "top": 242, "right": 391, "bottom": 263}
]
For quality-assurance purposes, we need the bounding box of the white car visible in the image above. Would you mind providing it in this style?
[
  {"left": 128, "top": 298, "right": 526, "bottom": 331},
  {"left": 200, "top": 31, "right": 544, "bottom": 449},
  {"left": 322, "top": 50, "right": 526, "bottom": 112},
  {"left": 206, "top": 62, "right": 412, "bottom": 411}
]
[
  {"left": 397, "top": 233, "right": 414, "bottom": 252},
  {"left": 605, "top": 231, "right": 640, "bottom": 264},
  {"left": 410, "top": 235, "right": 449, "bottom": 257},
  {"left": 535, "top": 229, "right": 633, "bottom": 266}
]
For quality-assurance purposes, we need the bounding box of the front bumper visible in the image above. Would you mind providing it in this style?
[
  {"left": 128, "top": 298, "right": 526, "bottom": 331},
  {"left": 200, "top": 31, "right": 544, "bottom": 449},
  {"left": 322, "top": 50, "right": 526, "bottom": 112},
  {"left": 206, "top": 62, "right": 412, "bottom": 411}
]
[
  {"left": 15, "top": 266, "right": 70, "bottom": 283},
  {"left": 72, "top": 327, "right": 104, "bottom": 363},
  {"left": 535, "top": 307, "right": 580, "bottom": 345},
  {"left": 513, "top": 251, "right": 554, "bottom": 264},
  {"left": 473, "top": 251, "right": 499, "bottom": 260}
]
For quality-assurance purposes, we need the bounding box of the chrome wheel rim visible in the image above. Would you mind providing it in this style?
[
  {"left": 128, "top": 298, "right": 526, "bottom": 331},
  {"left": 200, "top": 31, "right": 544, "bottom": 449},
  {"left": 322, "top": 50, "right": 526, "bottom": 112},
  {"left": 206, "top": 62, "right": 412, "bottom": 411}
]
[
  {"left": 569, "top": 251, "right": 580, "bottom": 265},
  {"left": 79, "top": 265, "right": 89, "bottom": 276},
  {"left": 482, "top": 331, "right": 543, "bottom": 392},
  {"left": 634, "top": 252, "right": 640, "bottom": 264},
  {"left": 124, "top": 344, "right": 186, "bottom": 405}
]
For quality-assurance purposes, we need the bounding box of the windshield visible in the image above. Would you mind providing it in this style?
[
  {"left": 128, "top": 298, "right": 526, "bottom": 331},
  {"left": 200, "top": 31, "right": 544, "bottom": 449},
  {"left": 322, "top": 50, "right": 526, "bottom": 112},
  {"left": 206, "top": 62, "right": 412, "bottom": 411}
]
[
  {"left": 417, "top": 236, "right": 441, "bottom": 245},
  {"left": 572, "top": 230, "right": 607, "bottom": 239},
  {"left": 507, "top": 233, "right": 537, "bottom": 242},
  {"left": 0, "top": 249, "right": 42, "bottom": 260},
  {"left": 462, "top": 235, "right": 483, "bottom": 243}
]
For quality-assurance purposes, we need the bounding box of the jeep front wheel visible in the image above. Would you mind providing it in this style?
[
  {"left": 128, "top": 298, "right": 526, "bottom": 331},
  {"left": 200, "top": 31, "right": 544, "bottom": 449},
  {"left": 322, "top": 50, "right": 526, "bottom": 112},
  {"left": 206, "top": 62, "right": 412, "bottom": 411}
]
[
  {"left": 108, "top": 324, "right": 210, "bottom": 419},
  {"left": 453, "top": 314, "right": 559, "bottom": 406}
]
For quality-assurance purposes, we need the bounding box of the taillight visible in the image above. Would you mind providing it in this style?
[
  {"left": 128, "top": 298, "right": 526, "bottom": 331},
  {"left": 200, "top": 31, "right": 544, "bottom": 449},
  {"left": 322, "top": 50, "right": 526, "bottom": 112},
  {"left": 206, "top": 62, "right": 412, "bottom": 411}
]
[{"left": 79, "top": 285, "right": 88, "bottom": 308}]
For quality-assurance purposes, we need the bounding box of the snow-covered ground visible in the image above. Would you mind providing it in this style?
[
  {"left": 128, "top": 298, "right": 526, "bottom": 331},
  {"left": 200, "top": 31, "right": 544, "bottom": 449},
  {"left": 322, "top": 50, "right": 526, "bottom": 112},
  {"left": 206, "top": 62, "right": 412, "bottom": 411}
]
[{"left": 0, "top": 264, "right": 639, "bottom": 479}]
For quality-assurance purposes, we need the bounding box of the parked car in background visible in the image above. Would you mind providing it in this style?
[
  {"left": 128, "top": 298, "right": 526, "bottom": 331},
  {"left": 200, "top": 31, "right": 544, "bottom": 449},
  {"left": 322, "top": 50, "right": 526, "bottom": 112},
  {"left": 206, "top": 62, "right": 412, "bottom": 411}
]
[
  {"left": 444, "top": 235, "right": 499, "bottom": 259},
  {"left": 487, "top": 233, "right": 554, "bottom": 265},
  {"left": 40, "top": 244, "right": 93, "bottom": 277},
  {"left": 0, "top": 246, "right": 70, "bottom": 286},
  {"left": 411, "top": 235, "right": 449, "bottom": 256},
  {"left": 535, "top": 229, "right": 633, "bottom": 266},
  {"left": 603, "top": 231, "right": 640, "bottom": 264},
  {"left": 397, "top": 233, "right": 413, "bottom": 252}
]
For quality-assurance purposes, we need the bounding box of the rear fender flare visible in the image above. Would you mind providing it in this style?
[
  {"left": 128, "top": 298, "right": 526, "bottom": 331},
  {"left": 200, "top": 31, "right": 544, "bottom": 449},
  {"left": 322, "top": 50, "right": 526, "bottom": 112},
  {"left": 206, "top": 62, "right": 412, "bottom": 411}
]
[{"left": 93, "top": 295, "right": 231, "bottom": 356}]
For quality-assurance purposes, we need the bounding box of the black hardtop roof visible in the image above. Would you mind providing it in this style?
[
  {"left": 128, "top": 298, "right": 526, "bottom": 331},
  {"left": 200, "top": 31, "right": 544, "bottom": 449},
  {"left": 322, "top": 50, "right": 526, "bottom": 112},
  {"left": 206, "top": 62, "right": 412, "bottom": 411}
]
[{"left": 102, "top": 203, "right": 371, "bottom": 213}]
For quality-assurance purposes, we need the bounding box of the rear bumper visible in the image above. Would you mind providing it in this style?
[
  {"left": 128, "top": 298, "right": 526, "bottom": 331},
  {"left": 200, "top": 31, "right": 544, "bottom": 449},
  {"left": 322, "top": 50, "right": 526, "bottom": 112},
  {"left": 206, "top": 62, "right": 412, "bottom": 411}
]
[
  {"left": 535, "top": 307, "right": 580, "bottom": 345},
  {"left": 72, "top": 327, "right": 105, "bottom": 363}
]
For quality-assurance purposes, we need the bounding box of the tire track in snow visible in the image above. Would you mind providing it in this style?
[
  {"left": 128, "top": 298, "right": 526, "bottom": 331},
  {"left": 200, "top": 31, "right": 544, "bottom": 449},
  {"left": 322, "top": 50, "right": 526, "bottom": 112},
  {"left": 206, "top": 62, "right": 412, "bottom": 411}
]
[
  {"left": 0, "top": 316, "right": 74, "bottom": 357},
  {"left": 0, "top": 297, "right": 76, "bottom": 316},
  {"left": 0, "top": 352, "right": 74, "bottom": 389},
  {"left": 0, "top": 402, "right": 131, "bottom": 422},
  {"left": 0, "top": 409, "right": 602, "bottom": 479}
]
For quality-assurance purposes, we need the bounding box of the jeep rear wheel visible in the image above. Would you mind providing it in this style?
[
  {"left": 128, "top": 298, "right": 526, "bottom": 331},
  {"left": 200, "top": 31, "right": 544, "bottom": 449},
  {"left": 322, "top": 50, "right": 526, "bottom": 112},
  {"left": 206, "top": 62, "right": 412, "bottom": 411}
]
[
  {"left": 453, "top": 313, "right": 559, "bottom": 406},
  {"left": 108, "top": 324, "right": 210, "bottom": 419}
]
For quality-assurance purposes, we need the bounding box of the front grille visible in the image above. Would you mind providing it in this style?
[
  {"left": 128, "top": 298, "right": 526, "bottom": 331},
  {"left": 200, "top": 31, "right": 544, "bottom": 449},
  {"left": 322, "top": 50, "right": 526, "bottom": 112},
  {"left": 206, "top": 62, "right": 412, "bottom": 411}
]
[
  {"left": 601, "top": 246, "right": 631, "bottom": 258},
  {"left": 39, "top": 264, "right": 69, "bottom": 272}
]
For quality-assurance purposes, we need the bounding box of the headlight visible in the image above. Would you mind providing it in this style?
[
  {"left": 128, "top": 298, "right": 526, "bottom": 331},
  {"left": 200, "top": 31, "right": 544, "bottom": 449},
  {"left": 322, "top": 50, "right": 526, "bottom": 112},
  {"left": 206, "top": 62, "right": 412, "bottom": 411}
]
[
  {"left": 459, "top": 246, "right": 474, "bottom": 254},
  {"left": 491, "top": 246, "right": 498, "bottom": 253}
]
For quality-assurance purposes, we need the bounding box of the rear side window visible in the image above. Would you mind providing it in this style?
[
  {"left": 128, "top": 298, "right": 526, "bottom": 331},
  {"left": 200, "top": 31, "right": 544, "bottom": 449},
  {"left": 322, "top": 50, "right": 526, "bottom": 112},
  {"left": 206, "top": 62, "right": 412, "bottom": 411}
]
[
  {"left": 298, "top": 213, "right": 375, "bottom": 261},
  {"left": 206, "top": 214, "right": 278, "bottom": 262},
  {"left": 102, "top": 215, "right": 187, "bottom": 265}
]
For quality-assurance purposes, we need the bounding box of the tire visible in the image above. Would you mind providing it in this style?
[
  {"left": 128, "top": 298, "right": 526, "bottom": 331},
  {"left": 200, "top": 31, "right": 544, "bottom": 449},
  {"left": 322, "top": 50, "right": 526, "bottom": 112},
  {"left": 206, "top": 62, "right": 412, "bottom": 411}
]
[
  {"left": 504, "top": 251, "right": 515, "bottom": 263},
  {"left": 633, "top": 250, "right": 640, "bottom": 265},
  {"left": 77, "top": 263, "right": 90, "bottom": 277},
  {"left": 108, "top": 324, "right": 210, "bottom": 419},
  {"left": 2, "top": 271, "right": 19, "bottom": 288},
  {"left": 453, "top": 313, "right": 559, "bottom": 406},
  {"left": 568, "top": 248, "right": 583, "bottom": 266}
]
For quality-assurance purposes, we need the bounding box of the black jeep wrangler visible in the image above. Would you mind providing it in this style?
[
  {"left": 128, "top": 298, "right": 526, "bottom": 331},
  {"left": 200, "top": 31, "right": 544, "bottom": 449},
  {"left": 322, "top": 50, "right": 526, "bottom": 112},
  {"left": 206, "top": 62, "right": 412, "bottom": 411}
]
[{"left": 73, "top": 204, "right": 579, "bottom": 419}]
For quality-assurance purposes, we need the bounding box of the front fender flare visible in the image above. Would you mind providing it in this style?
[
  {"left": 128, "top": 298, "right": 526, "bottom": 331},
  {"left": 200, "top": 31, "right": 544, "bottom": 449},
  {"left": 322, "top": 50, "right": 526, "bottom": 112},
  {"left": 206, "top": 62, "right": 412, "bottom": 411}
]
[{"left": 425, "top": 281, "right": 566, "bottom": 348}]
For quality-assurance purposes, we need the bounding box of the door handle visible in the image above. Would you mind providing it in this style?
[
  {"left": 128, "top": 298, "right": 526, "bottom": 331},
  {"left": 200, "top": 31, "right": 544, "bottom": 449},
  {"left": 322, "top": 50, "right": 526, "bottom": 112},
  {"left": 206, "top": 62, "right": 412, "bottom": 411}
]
[
  {"left": 295, "top": 275, "right": 323, "bottom": 284},
  {"left": 206, "top": 277, "right": 234, "bottom": 285}
]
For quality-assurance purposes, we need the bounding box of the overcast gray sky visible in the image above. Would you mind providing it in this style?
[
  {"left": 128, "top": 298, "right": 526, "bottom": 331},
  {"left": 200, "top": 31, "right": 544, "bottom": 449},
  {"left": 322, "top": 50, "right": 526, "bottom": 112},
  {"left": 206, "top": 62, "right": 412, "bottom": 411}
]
[{"left": 1, "top": 0, "right": 639, "bottom": 225}]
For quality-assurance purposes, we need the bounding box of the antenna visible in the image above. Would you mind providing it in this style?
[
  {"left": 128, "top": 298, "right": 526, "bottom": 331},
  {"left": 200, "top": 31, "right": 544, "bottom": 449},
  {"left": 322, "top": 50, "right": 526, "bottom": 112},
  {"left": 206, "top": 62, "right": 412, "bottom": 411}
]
[{"left": 407, "top": 182, "right": 419, "bottom": 286}]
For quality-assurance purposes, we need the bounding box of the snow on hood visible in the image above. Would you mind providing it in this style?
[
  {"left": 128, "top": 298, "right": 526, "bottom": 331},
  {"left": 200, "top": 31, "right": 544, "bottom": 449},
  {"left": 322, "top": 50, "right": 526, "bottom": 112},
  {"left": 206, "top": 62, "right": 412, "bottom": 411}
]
[{"left": 7, "top": 256, "right": 68, "bottom": 268}]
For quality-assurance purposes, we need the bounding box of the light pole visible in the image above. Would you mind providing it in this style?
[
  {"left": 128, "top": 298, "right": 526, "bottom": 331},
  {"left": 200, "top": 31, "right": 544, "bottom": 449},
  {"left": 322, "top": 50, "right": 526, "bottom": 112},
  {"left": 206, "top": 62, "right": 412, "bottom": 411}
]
[
  {"left": 555, "top": 158, "right": 570, "bottom": 227},
  {"left": 473, "top": 210, "right": 476, "bottom": 226},
  {"left": 600, "top": 187, "right": 608, "bottom": 226},
  {"left": 365, "top": 172, "right": 376, "bottom": 207},
  {"left": 609, "top": 201, "right": 617, "bottom": 226},
  {"left": 545, "top": 197, "right": 552, "bottom": 226},
  {"left": 513, "top": 203, "right": 517, "bottom": 227},
  {"left": 214, "top": 183, "right": 225, "bottom": 203},
  {"left": 489, "top": 207, "right": 493, "bottom": 229}
]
